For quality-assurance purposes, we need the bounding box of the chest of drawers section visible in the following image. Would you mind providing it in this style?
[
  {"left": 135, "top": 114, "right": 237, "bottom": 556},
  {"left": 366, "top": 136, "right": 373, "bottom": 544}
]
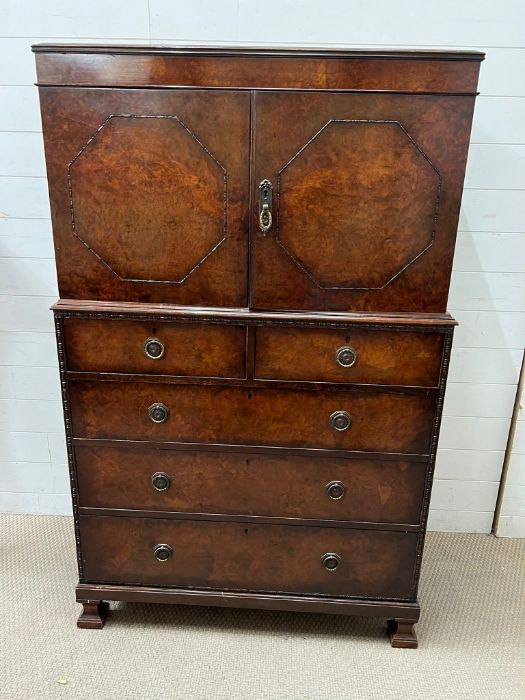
[{"left": 54, "top": 305, "right": 453, "bottom": 644}]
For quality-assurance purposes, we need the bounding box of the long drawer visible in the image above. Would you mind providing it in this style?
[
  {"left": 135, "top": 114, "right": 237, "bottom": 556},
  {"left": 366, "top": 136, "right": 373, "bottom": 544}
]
[
  {"left": 255, "top": 326, "right": 444, "bottom": 387},
  {"left": 75, "top": 443, "right": 427, "bottom": 524},
  {"left": 63, "top": 318, "right": 247, "bottom": 378},
  {"left": 69, "top": 381, "right": 435, "bottom": 454},
  {"left": 79, "top": 515, "right": 418, "bottom": 598}
]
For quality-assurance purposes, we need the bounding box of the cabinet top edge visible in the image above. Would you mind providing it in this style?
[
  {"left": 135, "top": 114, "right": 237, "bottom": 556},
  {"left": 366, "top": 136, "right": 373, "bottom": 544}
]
[
  {"left": 31, "top": 43, "right": 485, "bottom": 61},
  {"left": 52, "top": 300, "right": 458, "bottom": 328}
]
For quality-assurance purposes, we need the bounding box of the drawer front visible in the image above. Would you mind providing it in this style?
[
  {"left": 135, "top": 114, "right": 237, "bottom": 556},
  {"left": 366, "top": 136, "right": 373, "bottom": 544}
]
[
  {"left": 63, "top": 318, "right": 246, "bottom": 378},
  {"left": 76, "top": 444, "right": 427, "bottom": 524},
  {"left": 69, "top": 381, "right": 435, "bottom": 454},
  {"left": 79, "top": 515, "right": 417, "bottom": 598},
  {"left": 255, "top": 326, "right": 443, "bottom": 387}
]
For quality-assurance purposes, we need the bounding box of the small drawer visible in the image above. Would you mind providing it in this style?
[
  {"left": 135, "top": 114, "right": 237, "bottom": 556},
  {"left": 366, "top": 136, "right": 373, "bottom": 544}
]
[
  {"left": 79, "top": 515, "right": 418, "bottom": 598},
  {"left": 63, "top": 318, "right": 246, "bottom": 378},
  {"left": 255, "top": 326, "right": 444, "bottom": 387},
  {"left": 75, "top": 443, "right": 427, "bottom": 525},
  {"left": 69, "top": 381, "right": 435, "bottom": 454}
]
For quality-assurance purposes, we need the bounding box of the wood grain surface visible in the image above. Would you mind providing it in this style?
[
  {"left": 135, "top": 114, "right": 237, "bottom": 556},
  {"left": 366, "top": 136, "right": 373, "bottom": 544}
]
[
  {"left": 68, "top": 380, "right": 435, "bottom": 454},
  {"left": 75, "top": 443, "right": 427, "bottom": 524},
  {"left": 79, "top": 514, "right": 418, "bottom": 598}
]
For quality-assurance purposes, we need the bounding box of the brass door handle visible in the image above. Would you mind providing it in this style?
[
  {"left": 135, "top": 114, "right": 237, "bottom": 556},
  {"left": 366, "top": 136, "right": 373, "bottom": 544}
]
[{"left": 259, "top": 179, "right": 273, "bottom": 234}]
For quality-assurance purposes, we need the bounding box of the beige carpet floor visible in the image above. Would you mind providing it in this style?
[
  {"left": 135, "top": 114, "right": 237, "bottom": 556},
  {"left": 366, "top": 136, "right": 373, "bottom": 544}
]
[{"left": 0, "top": 514, "right": 524, "bottom": 699}]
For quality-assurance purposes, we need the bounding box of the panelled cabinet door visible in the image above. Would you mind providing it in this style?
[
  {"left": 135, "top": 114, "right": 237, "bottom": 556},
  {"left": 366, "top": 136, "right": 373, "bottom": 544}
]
[
  {"left": 250, "top": 91, "right": 475, "bottom": 312},
  {"left": 40, "top": 89, "right": 250, "bottom": 307}
]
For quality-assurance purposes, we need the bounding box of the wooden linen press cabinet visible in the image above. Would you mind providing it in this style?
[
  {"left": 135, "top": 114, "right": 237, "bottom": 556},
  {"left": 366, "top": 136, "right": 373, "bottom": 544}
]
[{"left": 34, "top": 45, "right": 483, "bottom": 647}]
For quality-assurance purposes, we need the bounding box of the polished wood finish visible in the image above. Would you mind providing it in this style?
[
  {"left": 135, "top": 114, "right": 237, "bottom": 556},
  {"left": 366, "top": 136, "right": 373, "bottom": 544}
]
[
  {"left": 52, "top": 299, "right": 458, "bottom": 327},
  {"left": 75, "top": 443, "right": 426, "bottom": 524},
  {"left": 68, "top": 380, "right": 435, "bottom": 453},
  {"left": 36, "top": 45, "right": 479, "bottom": 644},
  {"left": 76, "top": 582, "right": 420, "bottom": 619},
  {"left": 388, "top": 618, "right": 419, "bottom": 648},
  {"left": 69, "top": 114, "right": 227, "bottom": 284},
  {"left": 39, "top": 88, "right": 250, "bottom": 306},
  {"left": 78, "top": 508, "right": 421, "bottom": 533},
  {"left": 251, "top": 91, "right": 475, "bottom": 312},
  {"left": 34, "top": 45, "right": 483, "bottom": 93},
  {"left": 63, "top": 318, "right": 246, "bottom": 377},
  {"left": 255, "top": 326, "right": 444, "bottom": 387},
  {"left": 38, "top": 85, "right": 475, "bottom": 313},
  {"left": 76, "top": 599, "right": 109, "bottom": 629},
  {"left": 73, "top": 436, "right": 428, "bottom": 466},
  {"left": 79, "top": 515, "right": 418, "bottom": 598}
]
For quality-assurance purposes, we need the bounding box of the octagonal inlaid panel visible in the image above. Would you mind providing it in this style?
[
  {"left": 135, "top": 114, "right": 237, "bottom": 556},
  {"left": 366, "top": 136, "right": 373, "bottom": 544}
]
[
  {"left": 68, "top": 115, "right": 227, "bottom": 283},
  {"left": 277, "top": 120, "right": 441, "bottom": 289}
]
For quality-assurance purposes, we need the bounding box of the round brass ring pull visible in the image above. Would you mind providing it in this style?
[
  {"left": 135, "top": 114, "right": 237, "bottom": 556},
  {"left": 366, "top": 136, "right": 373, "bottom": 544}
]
[
  {"left": 335, "top": 345, "right": 357, "bottom": 368},
  {"left": 144, "top": 337, "right": 165, "bottom": 360},
  {"left": 325, "top": 480, "right": 346, "bottom": 500},
  {"left": 151, "top": 472, "right": 171, "bottom": 492},
  {"left": 321, "top": 553, "right": 341, "bottom": 571},
  {"left": 329, "top": 410, "right": 352, "bottom": 432},
  {"left": 148, "top": 403, "right": 169, "bottom": 424},
  {"left": 153, "top": 544, "right": 173, "bottom": 562}
]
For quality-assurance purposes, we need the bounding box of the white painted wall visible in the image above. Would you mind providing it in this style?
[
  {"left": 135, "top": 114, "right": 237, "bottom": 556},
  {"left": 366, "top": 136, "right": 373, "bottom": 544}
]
[{"left": 0, "top": 0, "right": 524, "bottom": 535}]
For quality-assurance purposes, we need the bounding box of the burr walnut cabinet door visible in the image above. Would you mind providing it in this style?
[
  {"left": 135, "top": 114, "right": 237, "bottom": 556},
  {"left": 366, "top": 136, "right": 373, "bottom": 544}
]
[
  {"left": 250, "top": 91, "right": 475, "bottom": 313},
  {"left": 79, "top": 515, "right": 418, "bottom": 598},
  {"left": 75, "top": 443, "right": 427, "bottom": 525},
  {"left": 68, "top": 381, "right": 435, "bottom": 454},
  {"left": 39, "top": 88, "right": 250, "bottom": 307}
]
